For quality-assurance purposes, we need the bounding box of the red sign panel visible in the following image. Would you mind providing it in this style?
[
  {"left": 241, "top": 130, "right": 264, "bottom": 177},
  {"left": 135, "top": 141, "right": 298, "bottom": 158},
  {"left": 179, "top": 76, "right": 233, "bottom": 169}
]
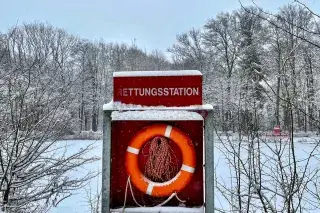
[
  {"left": 110, "top": 120, "right": 204, "bottom": 208},
  {"left": 113, "top": 71, "right": 202, "bottom": 106}
]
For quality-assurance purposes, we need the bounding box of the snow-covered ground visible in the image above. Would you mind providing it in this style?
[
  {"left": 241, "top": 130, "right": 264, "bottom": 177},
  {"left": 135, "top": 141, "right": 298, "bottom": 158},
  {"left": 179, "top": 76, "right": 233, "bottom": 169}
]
[
  {"left": 49, "top": 140, "right": 102, "bottom": 213},
  {"left": 49, "top": 137, "right": 320, "bottom": 213}
]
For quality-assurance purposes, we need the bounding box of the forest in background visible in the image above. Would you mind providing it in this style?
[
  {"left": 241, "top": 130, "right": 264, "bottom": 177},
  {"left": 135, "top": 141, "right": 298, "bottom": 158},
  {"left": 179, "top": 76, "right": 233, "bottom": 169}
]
[
  {"left": 1, "top": 3, "right": 320, "bottom": 138},
  {"left": 3, "top": 1, "right": 320, "bottom": 212}
]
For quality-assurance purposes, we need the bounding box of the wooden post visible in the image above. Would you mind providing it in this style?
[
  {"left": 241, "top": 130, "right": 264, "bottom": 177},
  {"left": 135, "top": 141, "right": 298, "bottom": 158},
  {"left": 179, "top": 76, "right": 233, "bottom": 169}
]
[
  {"left": 205, "top": 110, "right": 214, "bottom": 213},
  {"left": 102, "top": 110, "right": 112, "bottom": 213}
]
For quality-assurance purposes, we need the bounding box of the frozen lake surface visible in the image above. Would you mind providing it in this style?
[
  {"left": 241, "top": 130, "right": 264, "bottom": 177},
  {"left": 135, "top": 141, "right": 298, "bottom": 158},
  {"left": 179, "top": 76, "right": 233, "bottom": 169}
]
[
  {"left": 49, "top": 140, "right": 103, "bottom": 213},
  {"left": 49, "top": 136, "right": 320, "bottom": 213}
]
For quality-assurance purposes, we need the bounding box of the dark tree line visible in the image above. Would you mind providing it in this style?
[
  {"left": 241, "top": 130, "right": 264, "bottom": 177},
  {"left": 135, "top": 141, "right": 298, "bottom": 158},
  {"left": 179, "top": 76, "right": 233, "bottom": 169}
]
[
  {"left": 0, "top": 23, "right": 172, "bottom": 137},
  {"left": 169, "top": 3, "right": 320, "bottom": 133},
  {"left": 4, "top": 3, "right": 317, "bottom": 136}
]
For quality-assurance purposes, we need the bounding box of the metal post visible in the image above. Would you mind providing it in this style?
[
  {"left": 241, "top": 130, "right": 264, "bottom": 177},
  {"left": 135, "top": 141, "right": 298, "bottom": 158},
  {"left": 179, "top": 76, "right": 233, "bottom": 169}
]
[
  {"left": 102, "top": 110, "right": 112, "bottom": 213},
  {"left": 205, "top": 110, "right": 214, "bottom": 213}
]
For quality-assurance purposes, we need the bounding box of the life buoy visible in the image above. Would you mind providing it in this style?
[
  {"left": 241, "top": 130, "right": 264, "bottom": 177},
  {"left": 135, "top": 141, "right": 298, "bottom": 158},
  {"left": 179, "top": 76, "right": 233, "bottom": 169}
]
[{"left": 125, "top": 123, "right": 196, "bottom": 197}]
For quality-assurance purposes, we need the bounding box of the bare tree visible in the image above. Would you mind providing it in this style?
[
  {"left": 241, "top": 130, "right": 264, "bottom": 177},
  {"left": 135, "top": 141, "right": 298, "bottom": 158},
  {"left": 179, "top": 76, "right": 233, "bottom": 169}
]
[
  {"left": 215, "top": 101, "right": 320, "bottom": 212},
  {"left": 203, "top": 12, "right": 240, "bottom": 132},
  {"left": 168, "top": 28, "right": 207, "bottom": 71},
  {"left": 0, "top": 24, "right": 99, "bottom": 213}
]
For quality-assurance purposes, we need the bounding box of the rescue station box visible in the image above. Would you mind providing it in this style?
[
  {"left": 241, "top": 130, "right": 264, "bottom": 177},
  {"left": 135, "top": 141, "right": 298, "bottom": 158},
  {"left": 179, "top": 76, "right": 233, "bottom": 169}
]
[{"left": 102, "top": 70, "right": 214, "bottom": 213}]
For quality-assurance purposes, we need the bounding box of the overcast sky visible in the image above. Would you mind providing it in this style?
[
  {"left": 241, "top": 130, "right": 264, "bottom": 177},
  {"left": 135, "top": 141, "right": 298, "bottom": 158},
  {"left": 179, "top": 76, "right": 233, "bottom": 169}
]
[{"left": 1, "top": 0, "right": 320, "bottom": 54}]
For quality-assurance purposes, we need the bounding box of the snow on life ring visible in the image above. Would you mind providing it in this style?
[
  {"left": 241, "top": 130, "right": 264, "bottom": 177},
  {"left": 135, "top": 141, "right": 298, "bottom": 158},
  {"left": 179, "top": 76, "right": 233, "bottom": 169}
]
[{"left": 125, "top": 123, "right": 196, "bottom": 197}]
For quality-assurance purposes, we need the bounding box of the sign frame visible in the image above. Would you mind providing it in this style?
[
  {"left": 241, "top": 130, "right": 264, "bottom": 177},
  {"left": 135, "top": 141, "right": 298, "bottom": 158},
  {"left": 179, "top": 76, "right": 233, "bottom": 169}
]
[{"left": 102, "top": 106, "right": 214, "bottom": 213}]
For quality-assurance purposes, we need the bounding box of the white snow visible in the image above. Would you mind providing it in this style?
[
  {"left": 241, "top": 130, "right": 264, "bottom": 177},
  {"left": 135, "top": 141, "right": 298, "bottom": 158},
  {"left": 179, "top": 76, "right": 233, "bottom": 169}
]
[
  {"left": 113, "top": 70, "right": 202, "bottom": 77},
  {"left": 110, "top": 206, "right": 204, "bottom": 213},
  {"left": 111, "top": 110, "right": 204, "bottom": 121},
  {"left": 103, "top": 101, "right": 213, "bottom": 111},
  {"left": 49, "top": 140, "right": 102, "bottom": 213}
]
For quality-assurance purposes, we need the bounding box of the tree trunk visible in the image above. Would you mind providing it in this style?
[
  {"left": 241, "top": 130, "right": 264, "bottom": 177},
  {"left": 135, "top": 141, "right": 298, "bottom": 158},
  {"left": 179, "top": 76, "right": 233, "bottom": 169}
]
[
  {"left": 275, "top": 39, "right": 282, "bottom": 126},
  {"left": 92, "top": 107, "right": 98, "bottom": 132},
  {"left": 276, "top": 76, "right": 281, "bottom": 126}
]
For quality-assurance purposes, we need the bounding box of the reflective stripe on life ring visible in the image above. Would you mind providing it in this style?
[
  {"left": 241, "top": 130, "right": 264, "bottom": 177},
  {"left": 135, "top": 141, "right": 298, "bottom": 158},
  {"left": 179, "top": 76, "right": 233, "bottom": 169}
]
[{"left": 125, "top": 123, "right": 196, "bottom": 197}]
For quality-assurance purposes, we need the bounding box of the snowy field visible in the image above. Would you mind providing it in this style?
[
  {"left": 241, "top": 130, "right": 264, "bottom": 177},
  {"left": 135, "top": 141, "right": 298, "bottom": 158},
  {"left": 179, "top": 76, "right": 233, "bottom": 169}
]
[{"left": 49, "top": 137, "right": 320, "bottom": 213}]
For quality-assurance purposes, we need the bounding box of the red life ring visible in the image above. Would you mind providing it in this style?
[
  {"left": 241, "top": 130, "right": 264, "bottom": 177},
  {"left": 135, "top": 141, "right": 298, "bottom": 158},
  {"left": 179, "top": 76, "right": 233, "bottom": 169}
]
[{"left": 125, "top": 123, "right": 196, "bottom": 197}]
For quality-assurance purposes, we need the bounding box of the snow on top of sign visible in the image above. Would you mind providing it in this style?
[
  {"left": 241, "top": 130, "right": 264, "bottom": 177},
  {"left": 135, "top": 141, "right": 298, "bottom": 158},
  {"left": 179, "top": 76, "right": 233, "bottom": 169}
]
[
  {"left": 103, "top": 101, "right": 213, "bottom": 111},
  {"left": 111, "top": 110, "right": 203, "bottom": 121},
  {"left": 113, "top": 70, "right": 202, "bottom": 77},
  {"left": 110, "top": 206, "right": 204, "bottom": 213}
]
